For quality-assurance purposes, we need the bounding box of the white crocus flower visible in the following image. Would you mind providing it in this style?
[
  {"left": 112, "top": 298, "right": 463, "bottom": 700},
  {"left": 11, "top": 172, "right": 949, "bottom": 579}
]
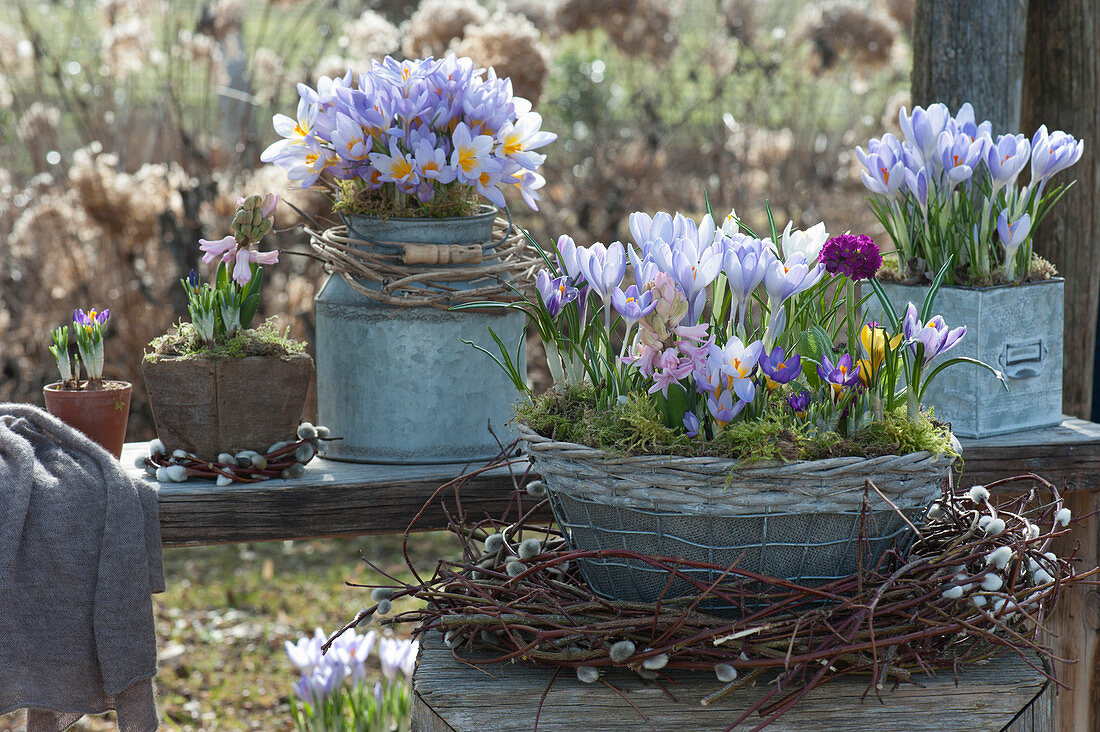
[{"left": 778, "top": 221, "right": 829, "bottom": 262}]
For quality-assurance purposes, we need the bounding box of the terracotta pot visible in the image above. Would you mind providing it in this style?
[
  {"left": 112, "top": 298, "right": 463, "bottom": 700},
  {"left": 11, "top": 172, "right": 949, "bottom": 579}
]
[
  {"left": 42, "top": 380, "right": 132, "bottom": 459},
  {"left": 142, "top": 354, "right": 314, "bottom": 461}
]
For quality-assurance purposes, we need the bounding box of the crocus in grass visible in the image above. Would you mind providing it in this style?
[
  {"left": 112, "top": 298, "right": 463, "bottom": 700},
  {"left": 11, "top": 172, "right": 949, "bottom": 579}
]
[
  {"left": 378, "top": 636, "right": 418, "bottom": 682},
  {"left": 293, "top": 662, "right": 346, "bottom": 707},
  {"left": 902, "top": 302, "right": 966, "bottom": 364},
  {"left": 286, "top": 628, "right": 328, "bottom": 673},
  {"left": 535, "top": 270, "right": 578, "bottom": 318},
  {"left": 759, "top": 346, "right": 802, "bottom": 390},
  {"left": 331, "top": 628, "right": 377, "bottom": 684},
  {"left": 817, "top": 353, "right": 861, "bottom": 400},
  {"left": 786, "top": 389, "right": 812, "bottom": 419},
  {"left": 818, "top": 234, "right": 881, "bottom": 281}
]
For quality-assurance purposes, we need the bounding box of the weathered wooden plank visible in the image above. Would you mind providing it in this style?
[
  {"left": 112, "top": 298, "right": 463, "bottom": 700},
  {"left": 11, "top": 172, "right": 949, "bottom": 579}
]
[
  {"left": 958, "top": 417, "right": 1100, "bottom": 491},
  {"left": 411, "top": 633, "right": 1047, "bottom": 732},
  {"left": 123, "top": 444, "right": 539, "bottom": 547}
]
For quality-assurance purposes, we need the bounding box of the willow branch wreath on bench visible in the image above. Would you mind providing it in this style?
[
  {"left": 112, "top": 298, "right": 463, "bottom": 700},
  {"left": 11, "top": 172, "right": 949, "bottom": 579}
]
[{"left": 325, "top": 452, "right": 1096, "bottom": 731}]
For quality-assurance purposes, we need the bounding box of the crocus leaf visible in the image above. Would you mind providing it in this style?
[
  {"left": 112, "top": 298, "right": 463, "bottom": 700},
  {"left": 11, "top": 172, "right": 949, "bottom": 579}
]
[
  {"left": 868, "top": 278, "right": 900, "bottom": 331},
  {"left": 920, "top": 254, "right": 955, "bottom": 323},
  {"left": 798, "top": 325, "right": 833, "bottom": 363},
  {"left": 918, "top": 356, "right": 1008, "bottom": 401}
]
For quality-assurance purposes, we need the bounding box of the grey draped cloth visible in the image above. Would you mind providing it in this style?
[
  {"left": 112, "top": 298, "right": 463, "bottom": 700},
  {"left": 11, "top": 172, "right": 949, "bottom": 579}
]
[{"left": 0, "top": 404, "right": 164, "bottom": 731}]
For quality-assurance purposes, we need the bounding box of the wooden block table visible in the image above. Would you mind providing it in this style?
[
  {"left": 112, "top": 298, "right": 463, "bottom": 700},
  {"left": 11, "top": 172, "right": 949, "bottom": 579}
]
[
  {"left": 125, "top": 417, "right": 1100, "bottom": 730},
  {"left": 411, "top": 633, "right": 1048, "bottom": 732}
]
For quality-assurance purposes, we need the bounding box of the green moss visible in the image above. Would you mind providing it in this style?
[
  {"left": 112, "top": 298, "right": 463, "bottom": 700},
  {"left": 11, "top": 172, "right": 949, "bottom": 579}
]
[
  {"left": 145, "top": 318, "right": 307, "bottom": 361},
  {"left": 520, "top": 387, "right": 956, "bottom": 463},
  {"left": 878, "top": 252, "right": 1058, "bottom": 287},
  {"left": 332, "top": 179, "right": 481, "bottom": 219}
]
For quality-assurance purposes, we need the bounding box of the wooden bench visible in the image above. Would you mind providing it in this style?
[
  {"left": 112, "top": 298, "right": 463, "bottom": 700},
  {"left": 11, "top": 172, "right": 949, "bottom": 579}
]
[
  {"left": 124, "top": 417, "right": 1100, "bottom": 731},
  {"left": 411, "top": 632, "right": 1048, "bottom": 731}
]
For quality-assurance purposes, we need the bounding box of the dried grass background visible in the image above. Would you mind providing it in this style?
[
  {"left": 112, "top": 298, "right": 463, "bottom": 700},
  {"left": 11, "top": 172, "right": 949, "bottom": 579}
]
[{"left": 0, "top": 0, "right": 912, "bottom": 442}]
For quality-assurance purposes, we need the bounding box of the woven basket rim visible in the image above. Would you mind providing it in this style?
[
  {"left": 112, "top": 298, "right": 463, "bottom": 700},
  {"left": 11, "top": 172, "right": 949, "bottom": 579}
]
[{"left": 517, "top": 422, "right": 957, "bottom": 472}]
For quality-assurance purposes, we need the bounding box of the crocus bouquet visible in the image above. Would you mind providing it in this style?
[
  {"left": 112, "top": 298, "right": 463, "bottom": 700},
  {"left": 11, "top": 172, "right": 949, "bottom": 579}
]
[
  {"left": 857, "top": 102, "right": 1084, "bottom": 284},
  {"left": 478, "top": 208, "right": 1001, "bottom": 457},
  {"left": 261, "top": 54, "right": 555, "bottom": 218},
  {"left": 48, "top": 308, "right": 111, "bottom": 389},
  {"left": 287, "top": 627, "right": 416, "bottom": 732},
  {"left": 185, "top": 193, "right": 280, "bottom": 346}
]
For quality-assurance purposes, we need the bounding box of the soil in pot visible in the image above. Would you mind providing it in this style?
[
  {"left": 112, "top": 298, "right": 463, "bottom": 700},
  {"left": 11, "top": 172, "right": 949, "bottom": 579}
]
[{"left": 43, "top": 380, "right": 132, "bottom": 459}]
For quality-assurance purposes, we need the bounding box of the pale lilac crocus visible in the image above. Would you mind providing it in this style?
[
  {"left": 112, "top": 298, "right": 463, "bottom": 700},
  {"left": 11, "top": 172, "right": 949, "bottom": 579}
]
[
  {"left": 996, "top": 210, "right": 1032, "bottom": 273},
  {"left": 984, "top": 133, "right": 1031, "bottom": 194},
  {"left": 535, "top": 269, "right": 578, "bottom": 318},
  {"left": 935, "top": 129, "right": 986, "bottom": 188},
  {"left": 332, "top": 628, "right": 376, "bottom": 684},
  {"left": 707, "top": 388, "right": 746, "bottom": 428},
  {"left": 904, "top": 167, "right": 929, "bottom": 210},
  {"left": 706, "top": 337, "right": 763, "bottom": 403},
  {"left": 899, "top": 103, "right": 951, "bottom": 163},
  {"left": 378, "top": 637, "right": 419, "bottom": 682},
  {"left": 902, "top": 302, "right": 966, "bottom": 364},
  {"left": 857, "top": 133, "right": 905, "bottom": 197},
  {"left": 682, "top": 411, "right": 700, "bottom": 438},
  {"left": 293, "top": 663, "right": 346, "bottom": 706},
  {"left": 579, "top": 241, "right": 627, "bottom": 332},
  {"left": 1030, "top": 125, "right": 1085, "bottom": 196},
  {"left": 763, "top": 252, "right": 825, "bottom": 307},
  {"left": 611, "top": 284, "right": 657, "bottom": 324},
  {"left": 286, "top": 628, "right": 328, "bottom": 672}
]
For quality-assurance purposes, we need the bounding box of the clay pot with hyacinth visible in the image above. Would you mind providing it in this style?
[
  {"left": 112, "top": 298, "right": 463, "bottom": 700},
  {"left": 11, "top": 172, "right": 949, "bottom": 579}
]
[
  {"left": 142, "top": 194, "right": 313, "bottom": 462},
  {"left": 43, "top": 308, "right": 131, "bottom": 458}
]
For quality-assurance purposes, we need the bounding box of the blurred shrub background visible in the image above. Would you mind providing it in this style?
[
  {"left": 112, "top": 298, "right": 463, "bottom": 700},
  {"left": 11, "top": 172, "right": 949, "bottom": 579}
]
[{"left": 0, "top": 0, "right": 911, "bottom": 436}]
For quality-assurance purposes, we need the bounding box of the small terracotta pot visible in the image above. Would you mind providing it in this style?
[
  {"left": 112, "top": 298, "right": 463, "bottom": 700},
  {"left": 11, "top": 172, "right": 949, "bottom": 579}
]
[
  {"left": 42, "top": 380, "right": 133, "bottom": 459},
  {"left": 142, "top": 354, "right": 314, "bottom": 461}
]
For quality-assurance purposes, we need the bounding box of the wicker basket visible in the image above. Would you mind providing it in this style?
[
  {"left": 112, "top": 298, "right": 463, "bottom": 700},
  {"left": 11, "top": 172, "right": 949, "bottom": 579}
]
[{"left": 520, "top": 424, "right": 955, "bottom": 604}]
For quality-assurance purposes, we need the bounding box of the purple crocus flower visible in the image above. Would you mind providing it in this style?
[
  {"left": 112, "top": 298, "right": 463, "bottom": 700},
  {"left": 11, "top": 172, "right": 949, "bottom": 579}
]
[
  {"left": 817, "top": 353, "right": 861, "bottom": 400},
  {"left": 856, "top": 133, "right": 905, "bottom": 197},
  {"left": 996, "top": 210, "right": 1032, "bottom": 265},
  {"left": 579, "top": 241, "right": 627, "bottom": 303},
  {"left": 292, "top": 663, "right": 346, "bottom": 707},
  {"left": 786, "top": 389, "right": 812, "bottom": 418},
  {"left": 611, "top": 284, "right": 657, "bottom": 324},
  {"left": 1030, "top": 125, "right": 1085, "bottom": 196},
  {"left": 707, "top": 388, "right": 747, "bottom": 427},
  {"left": 899, "top": 103, "right": 951, "bottom": 163},
  {"left": 73, "top": 308, "right": 109, "bottom": 327},
  {"left": 554, "top": 234, "right": 587, "bottom": 283},
  {"left": 759, "top": 346, "right": 802, "bottom": 390},
  {"left": 535, "top": 269, "right": 578, "bottom": 317},
  {"left": 904, "top": 166, "right": 929, "bottom": 210},
  {"left": 902, "top": 302, "right": 966, "bottom": 364},
  {"left": 682, "top": 411, "right": 700, "bottom": 438},
  {"left": 818, "top": 234, "right": 882, "bottom": 281},
  {"left": 763, "top": 252, "right": 825, "bottom": 307},
  {"left": 984, "top": 133, "right": 1031, "bottom": 194},
  {"left": 936, "top": 129, "right": 986, "bottom": 187},
  {"left": 722, "top": 236, "right": 772, "bottom": 330}
]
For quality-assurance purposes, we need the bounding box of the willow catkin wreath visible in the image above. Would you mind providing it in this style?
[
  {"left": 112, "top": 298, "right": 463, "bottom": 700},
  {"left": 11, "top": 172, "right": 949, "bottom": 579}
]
[
  {"left": 325, "top": 450, "right": 1096, "bottom": 732},
  {"left": 305, "top": 217, "right": 542, "bottom": 310}
]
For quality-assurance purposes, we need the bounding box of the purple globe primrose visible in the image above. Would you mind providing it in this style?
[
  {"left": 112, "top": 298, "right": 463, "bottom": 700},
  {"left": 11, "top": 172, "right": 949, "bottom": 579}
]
[
  {"left": 535, "top": 270, "right": 579, "bottom": 318},
  {"left": 902, "top": 302, "right": 966, "bottom": 364},
  {"left": 759, "top": 346, "right": 802, "bottom": 390},
  {"left": 856, "top": 133, "right": 905, "bottom": 197},
  {"left": 611, "top": 284, "right": 657, "bottom": 324},
  {"left": 817, "top": 353, "right": 861, "bottom": 400},
  {"left": 818, "top": 234, "right": 882, "bottom": 281},
  {"left": 786, "top": 389, "right": 813, "bottom": 419}
]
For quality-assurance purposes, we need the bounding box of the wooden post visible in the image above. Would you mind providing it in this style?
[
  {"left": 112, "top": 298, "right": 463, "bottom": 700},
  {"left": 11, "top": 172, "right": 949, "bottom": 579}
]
[
  {"left": 911, "top": 0, "right": 1029, "bottom": 130},
  {"left": 1021, "top": 0, "right": 1100, "bottom": 421}
]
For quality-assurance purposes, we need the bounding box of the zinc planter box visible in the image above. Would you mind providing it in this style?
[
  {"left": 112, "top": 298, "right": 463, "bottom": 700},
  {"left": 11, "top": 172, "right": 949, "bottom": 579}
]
[{"left": 871, "top": 279, "right": 1063, "bottom": 438}]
